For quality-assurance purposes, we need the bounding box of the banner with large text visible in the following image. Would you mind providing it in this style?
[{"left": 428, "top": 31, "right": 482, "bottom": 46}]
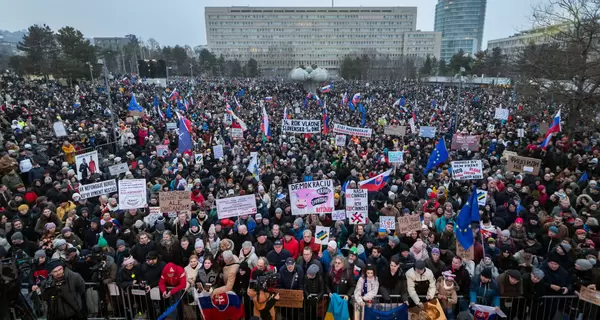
[
  {"left": 281, "top": 119, "right": 321, "bottom": 133},
  {"left": 332, "top": 123, "right": 372, "bottom": 137},
  {"left": 289, "top": 180, "right": 334, "bottom": 215}
]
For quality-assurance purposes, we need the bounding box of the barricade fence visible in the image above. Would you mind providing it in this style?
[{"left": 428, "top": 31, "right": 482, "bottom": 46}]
[{"left": 14, "top": 283, "right": 599, "bottom": 320}]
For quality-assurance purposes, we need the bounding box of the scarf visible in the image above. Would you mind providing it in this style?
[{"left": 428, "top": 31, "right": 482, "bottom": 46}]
[
  {"left": 332, "top": 267, "right": 344, "bottom": 284},
  {"left": 443, "top": 281, "right": 454, "bottom": 291}
]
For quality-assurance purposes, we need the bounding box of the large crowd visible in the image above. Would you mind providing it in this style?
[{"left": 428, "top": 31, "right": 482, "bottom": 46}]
[{"left": 0, "top": 71, "right": 599, "bottom": 320}]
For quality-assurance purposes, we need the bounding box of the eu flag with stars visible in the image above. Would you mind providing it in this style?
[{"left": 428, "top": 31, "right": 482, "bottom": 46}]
[
  {"left": 456, "top": 186, "right": 480, "bottom": 250},
  {"left": 128, "top": 95, "right": 143, "bottom": 112},
  {"left": 424, "top": 138, "right": 449, "bottom": 173},
  {"left": 177, "top": 116, "right": 193, "bottom": 153}
]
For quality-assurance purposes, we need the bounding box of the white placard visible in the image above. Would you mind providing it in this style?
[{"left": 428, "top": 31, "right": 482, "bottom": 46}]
[
  {"left": 19, "top": 159, "right": 32, "bottom": 173},
  {"left": 213, "top": 145, "right": 224, "bottom": 159},
  {"left": 75, "top": 150, "right": 100, "bottom": 180},
  {"left": 494, "top": 108, "right": 509, "bottom": 120},
  {"left": 216, "top": 194, "right": 258, "bottom": 219},
  {"left": 419, "top": 126, "right": 437, "bottom": 138},
  {"left": 487, "top": 124, "right": 495, "bottom": 132},
  {"left": 166, "top": 122, "right": 177, "bottom": 130},
  {"left": 379, "top": 216, "right": 396, "bottom": 230},
  {"left": 332, "top": 123, "right": 372, "bottom": 137},
  {"left": 332, "top": 209, "right": 346, "bottom": 221},
  {"left": 118, "top": 179, "right": 147, "bottom": 210},
  {"left": 53, "top": 121, "right": 67, "bottom": 137},
  {"left": 346, "top": 188, "right": 368, "bottom": 224},
  {"left": 156, "top": 145, "right": 169, "bottom": 157},
  {"left": 517, "top": 128, "right": 525, "bottom": 138},
  {"left": 194, "top": 153, "right": 203, "bottom": 164},
  {"left": 294, "top": 107, "right": 301, "bottom": 114},
  {"left": 409, "top": 118, "right": 417, "bottom": 134},
  {"left": 315, "top": 226, "right": 330, "bottom": 245},
  {"left": 144, "top": 207, "right": 163, "bottom": 226},
  {"left": 477, "top": 190, "right": 488, "bottom": 206},
  {"left": 108, "top": 163, "right": 129, "bottom": 176},
  {"left": 281, "top": 119, "right": 321, "bottom": 133},
  {"left": 451, "top": 160, "right": 483, "bottom": 180},
  {"left": 335, "top": 135, "right": 347, "bottom": 147},
  {"left": 79, "top": 180, "right": 118, "bottom": 199},
  {"left": 231, "top": 128, "right": 243, "bottom": 139},
  {"left": 223, "top": 113, "right": 232, "bottom": 125},
  {"left": 388, "top": 151, "right": 404, "bottom": 163},
  {"left": 289, "top": 180, "right": 334, "bottom": 215}
]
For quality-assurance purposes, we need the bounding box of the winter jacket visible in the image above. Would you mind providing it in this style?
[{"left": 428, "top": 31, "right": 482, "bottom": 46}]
[
  {"left": 474, "top": 261, "right": 500, "bottom": 280},
  {"left": 326, "top": 269, "right": 356, "bottom": 296},
  {"left": 304, "top": 273, "right": 325, "bottom": 300},
  {"left": 405, "top": 267, "right": 436, "bottom": 305},
  {"left": 158, "top": 262, "right": 187, "bottom": 295},
  {"left": 140, "top": 261, "right": 166, "bottom": 287},
  {"left": 282, "top": 236, "right": 300, "bottom": 259},
  {"left": 212, "top": 256, "right": 240, "bottom": 295},
  {"left": 116, "top": 265, "right": 141, "bottom": 289},
  {"left": 425, "top": 257, "right": 446, "bottom": 279},
  {"left": 299, "top": 237, "right": 321, "bottom": 257},
  {"left": 436, "top": 277, "right": 459, "bottom": 309},
  {"left": 469, "top": 277, "right": 500, "bottom": 307},
  {"left": 266, "top": 248, "right": 292, "bottom": 270},
  {"left": 195, "top": 267, "right": 218, "bottom": 288},
  {"left": 278, "top": 265, "right": 304, "bottom": 290},
  {"left": 497, "top": 272, "right": 523, "bottom": 297},
  {"left": 354, "top": 276, "right": 379, "bottom": 304},
  {"left": 41, "top": 268, "right": 86, "bottom": 319},
  {"left": 130, "top": 241, "right": 156, "bottom": 263},
  {"left": 522, "top": 274, "right": 547, "bottom": 301},
  {"left": 239, "top": 246, "right": 259, "bottom": 269}
]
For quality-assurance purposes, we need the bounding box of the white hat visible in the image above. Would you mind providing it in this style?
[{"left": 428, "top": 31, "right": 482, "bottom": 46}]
[
  {"left": 72, "top": 193, "right": 81, "bottom": 201},
  {"left": 328, "top": 241, "right": 337, "bottom": 250}
]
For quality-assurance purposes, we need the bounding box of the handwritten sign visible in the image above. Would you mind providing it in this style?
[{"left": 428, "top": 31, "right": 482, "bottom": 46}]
[
  {"left": 388, "top": 151, "right": 404, "bottom": 163},
  {"left": 159, "top": 191, "right": 192, "bottom": 212},
  {"left": 273, "top": 289, "right": 304, "bottom": 308},
  {"left": 156, "top": 145, "right": 169, "bottom": 157},
  {"left": 332, "top": 210, "right": 346, "bottom": 221},
  {"left": 579, "top": 286, "right": 600, "bottom": 306},
  {"left": 451, "top": 160, "right": 483, "bottom": 180},
  {"left": 118, "top": 179, "right": 147, "bottom": 210},
  {"left": 79, "top": 180, "right": 118, "bottom": 199},
  {"left": 346, "top": 189, "right": 368, "bottom": 224},
  {"left": 108, "top": 163, "right": 128, "bottom": 176},
  {"left": 379, "top": 216, "right": 396, "bottom": 230},
  {"left": 213, "top": 145, "right": 224, "bottom": 159},
  {"left": 506, "top": 155, "right": 542, "bottom": 175},
  {"left": 456, "top": 240, "right": 475, "bottom": 260},
  {"left": 231, "top": 128, "right": 243, "bottom": 139},
  {"left": 397, "top": 214, "right": 421, "bottom": 234},
  {"left": 216, "top": 194, "right": 258, "bottom": 219}
]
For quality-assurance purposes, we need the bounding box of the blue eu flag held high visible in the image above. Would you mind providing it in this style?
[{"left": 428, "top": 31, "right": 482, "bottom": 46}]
[
  {"left": 177, "top": 116, "right": 193, "bottom": 153},
  {"left": 456, "top": 186, "right": 481, "bottom": 250},
  {"left": 424, "top": 138, "right": 449, "bottom": 173}
]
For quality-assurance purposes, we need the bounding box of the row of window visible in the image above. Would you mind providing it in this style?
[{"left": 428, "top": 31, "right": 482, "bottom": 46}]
[
  {"left": 207, "top": 14, "right": 412, "bottom": 20},
  {"left": 207, "top": 21, "right": 412, "bottom": 27},
  {"left": 208, "top": 28, "right": 413, "bottom": 33}
]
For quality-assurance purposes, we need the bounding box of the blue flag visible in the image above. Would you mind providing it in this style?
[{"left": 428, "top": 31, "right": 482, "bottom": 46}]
[
  {"left": 456, "top": 186, "right": 480, "bottom": 250},
  {"left": 303, "top": 97, "right": 308, "bottom": 108},
  {"left": 178, "top": 116, "right": 193, "bottom": 153},
  {"left": 364, "top": 304, "right": 408, "bottom": 320},
  {"left": 579, "top": 171, "right": 589, "bottom": 183},
  {"left": 359, "top": 103, "right": 366, "bottom": 127},
  {"left": 425, "top": 138, "right": 449, "bottom": 173},
  {"left": 165, "top": 105, "right": 173, "bottom": 119},
  {"left": 349, "top": 101, "right": 356, "bottom": 112},
  {"left": 153, "top": 96, "right": 159, "bottom": 107},
  {"left": 431, "top": 99, "right": 437, "bottom": 108},
  {"left": 400, "top": 96, "right": 406, "bottom": 107},
  {"left": 128, "top": 95, "right": 143, "bottom": 112}
]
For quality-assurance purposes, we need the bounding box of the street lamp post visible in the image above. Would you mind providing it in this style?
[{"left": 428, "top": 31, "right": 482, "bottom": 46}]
[{"left": 99, "top": 59, "right": 120, "bottom": 153}]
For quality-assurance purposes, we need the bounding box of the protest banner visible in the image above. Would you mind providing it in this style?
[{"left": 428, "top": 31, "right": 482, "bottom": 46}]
[
  {"left": 332, "top": 210, "right": 346, "bottom": 221},
  {"left": 384, "top": 125, "right": 406, "bottom": 136},
  {"left": 281, "top": 119, "right": 321, "bottom": 133},
  {"left": 166, "top": 122, "right": 177, "bottom": 130},
  {"left": 388, "top": 151, "right": 404, "bottom": 163},
  {"left": 579, "top": 286, "right": 600, "bottom": 306},
  {"left": 53, "top": 121, "right": 67, "bottom": 137},
  {"left": 213, "top": 145, "right": 224, "bottom": 159},
  {"left": 419, "top": 126, "right": 436, "bottom": 138},
  {"left": 335, "top": 135, "right": 346, "bottom": 147},
  {"left": 79, "top": 180, "right": 118, "bottom": 199},
  {"left": 379, "top": 216, "right": 396, "bottom": 230},
  {"left": 456, "top": 241, "right": 475, "bottom": 260},
  {"left": 75, "top": 150, "right": 99, "bottom": 180},
  {"left": 477, "top": 190, "right": 488, "bottom": 206},
  {"left": 315, "top": 226, "right": 330, "bottom": 244},
  {"left": 230, "top": 128, "right": 243, "bottom": 139},
  {"left": 506, "top": 155, "right": 542, "bottom": 175},
  {"left": 451, "top": 160, "right": 483, "bottom": 180},
  {"left": 144, "top": 207, "right": 163, "bottom": 227},
  {"left": 408, "top": 118, "right": 417, "bottom": 134},
  {"left": 332, "top": 123, "right": 372, "bottom": 138},
  {"left": 273, "top": 289, "right": 304, "bottom": 308},
  {"left": 108, "top": 163, "right": 129, "bottom": 176},
  {"left": 159, "top": 191, "right": 192, "bottom": 212},
  {"left": 451, "top": 135, "right": 480, "bottom": 151},
  {"left": 118, "top": 179, "right": 147, "bottom": 210},
  {"left": 156, "top": 145, "right": 169, "bottom": 157},
  {"left": 397, "top": 214, "right": 421, "bottom": 234},
  {"left": 216, "top": 194, "right": 258, "bottom": 219},
  {"left": 494, "top": 108, "right": 509, "bottom": 120},
  {"left": 288, "top": 180, "right": 334, "bottom": 215},
  {"left": 346, "top": 189, "right": 368, "bottom": 224}
]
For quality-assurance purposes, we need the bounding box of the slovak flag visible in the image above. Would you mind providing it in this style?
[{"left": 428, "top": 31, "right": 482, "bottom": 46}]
[
  {"left": 169, "top": 88, "right": 179, "bottom": 101},
  {"left": 352, "top": 93, "right": 361, "bottom": 105},
  {"left": 540, "top": 110, "right": 561, "bottom": 149},
  {"left": 322, "top": 103, "right": 330, "bottom": 134},
  {"left": 265, "top": 96, "right": 273, "bottom": 103},
  {"left": 359, "top": 169, "right": 393, "bottom": 192},
  {"left": 225, "top": 103, "right": 248, "bottom": 131},
  {"left": 156, "top": 106, "right": 165, "bottom": 121},
  {"left": 321, "top": 84, "right": 332, "bottom": 93},
  {"left": 197, "top": 291, "right": 244, "bottom": 320},
  {"left": 314, "top": 93, "right": 322, "bottom": 106},
  {"left": 342, "top": 92, "right": 349, "bottom": 106},
  {"left": 261, "top": 105, "right": 271, "bottom": 139},
  {"left": 472, "top": 304, "right": 506, "bottom": 320},
  {"left": 480, "top": 223, "right": 498, "bottom": 239},
  {"left": 306, "top": 92, "right": 313, "bottom": 100},
  {"left": 283, "top": 107, "right": 291, "bottom": 119}
]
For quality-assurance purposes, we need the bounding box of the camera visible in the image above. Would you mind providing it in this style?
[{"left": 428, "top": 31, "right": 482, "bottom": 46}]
[{"left": 249, "top": 270, "right": 280, "bottom": 292}]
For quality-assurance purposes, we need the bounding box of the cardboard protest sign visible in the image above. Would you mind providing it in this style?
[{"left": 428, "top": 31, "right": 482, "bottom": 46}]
[
  {"left": 477, "top": 190, "right": 488, "bottom": 206},
  {"left": 451, "top": 160, "right": 483, "bottom": 180},
  {"left": 53, "top": 121, "right": 67, "bottom": 137},
  {"left": 108, "top": 163, "right": 128, "bottom": 176},
  {"left": 397, "top": 214, "right": 422, "bottom": 234},
  {"left": 335, "top": 135, "right": 346, "bottom": 147},
  {"left": 315, "top": 226, "right": 330, "bottom": 245},
  {"left": 118, "top": 179, "right": 147, "bottom": 209},
  {"left": 579, "top": 286, "right": 600, "bottom": 306},
  {"left": 144, "top": 207, "right": 163, "bottom": 227},
  {"left": 230, "top": 128, "right": 243, "bottom": 139},
  {"left": 384, "top": 125, "right": 406, "bottom": 136},
  {"left": 333, "top": 123, "right": 372, "bottom": 137},
  {"left": 379, "top": 216, "right": 396, "bottom": 230},
  {"left": 159, "top": 191, "right": 192, "bottom": 212},
  {"left": 451, "top": 135, "right": 480, "bottom": 151},
  {"left": 289, "top": 180, "right": 334, "bottom": 215},
  {"left": 281, "top": 119, "right": 321, "bottom": 133},
  {"left": 456, "top": 240, "right": 475, "bottom": 260},
  {"left": 213, "top": 145, "right": 224, "bottom": 159},
  {"left": 506, "top": 155, "right": 542, "bottom": 175},
  {"left": 166, "top": 122, "right": 177, "bottom": 130},
  {"left": 216, "top": 194, "right": 258, "bottom": 219},
  {"left": 156, "top": 145, "right": 169, "bottom": 157},
  {"left": 273, "top": 289, "right": 304, "bottom": 308},
  {"left": 346, "top": 189, "right": 368, "bottom": 224},
  {"left": 487, "top": 124, "right": 495, "bottom": 132}
]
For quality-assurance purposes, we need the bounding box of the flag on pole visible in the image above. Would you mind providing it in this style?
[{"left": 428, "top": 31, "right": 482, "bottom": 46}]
[
  {"left": 424, "top": 138, "right": 449, "bottom": 173},
  {"left": 352, "top": 93, "right": 361, "bottom": 105},
  {"left": 261, "top": 105, "right": 271, "bottom": 140},
  {"left": 128, "top": 95, "right": 143, "bottom": 112},
  {"left": 359, "top": 169, "right": 393, "bottom": 192},
  {"left": 168, "top": 88, "right": 179, "bottom": 101},
  {"left": 177, "top": 114, "right": 194, "bottom": 154},
  {"left": 455, "top": 187, "right": 481, "bottom": 250}
]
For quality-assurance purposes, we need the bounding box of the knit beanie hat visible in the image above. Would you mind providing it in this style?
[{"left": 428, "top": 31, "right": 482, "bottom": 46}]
[
  {"left": 190, "top": 218, "right": 199, "bottom": 227},
  {"left": 293, "top": 218, "right": 303, "bottom": 227},
  {"left": 97, "top": 236, "right": 108, "bottom": 248},
  {"left": 307, "top": 264, "right": 319, "bottom": 277},
  {"left": 53, "top": 239, "right": 67, "bottom": 249},
  {"left": 559, "top": 243, "right": 572, "bottom": 253},
  {"left": 45, "top": 222, "right": 56, "bottom": 230},
  {"left": 34, "top": 250, "right": 46, "bottom": 260},
  {"left": 116, "top": 239, "right": 126, "bottom": 248},
  {"left": 531, "top": 268, "right": 545, "bottom": 279},
  {"left": 549, "top": 226, "right": 559, "bottom": 234},
  {"left": 195, "top": 238, "right": 204, "bottom": 249},
  {"left": 389, "top": 236, "right": 400, "bottom": 246},
  {"left": 576, "top": 259, "right": 594, "bottom": 271},
  {"left": 122, "top": 256, "right": 135, "bottom": 267},
  {"left": 501, "top": 230, "right": 510, "bottom": 237},
  {"left": 242, "top": 241, "right": 253, "bottom": 249},
  {"left": 11, "top": 232, "right": 23, "bottom": 241},
  {"left": 480, "top": 268, "right": 493, "bottom": 279}
]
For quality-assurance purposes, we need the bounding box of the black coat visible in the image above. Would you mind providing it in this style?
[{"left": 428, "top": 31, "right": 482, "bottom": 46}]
[
  {"left": 140, "top": 261, "right": 166, "bottom": 287},
  {"left": 130, "top": 241, "right": 156, "bottom": 263},
  {"left": 522, "top": 275, "right": 547, "bottom": 301},
  {"left": 326, "top": 269, "right": 355, "bottom": 296}
]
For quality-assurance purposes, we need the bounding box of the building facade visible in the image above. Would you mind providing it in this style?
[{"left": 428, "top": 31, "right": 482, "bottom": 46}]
[
  {"left": 434, "top": 0, "right": 487, "bottom": 62},
  {"left": 92, "top": 37, "right": 130, "bottom": 51},
  {"left": 205, "top": 6, "right": 440, "bottom": 77}
]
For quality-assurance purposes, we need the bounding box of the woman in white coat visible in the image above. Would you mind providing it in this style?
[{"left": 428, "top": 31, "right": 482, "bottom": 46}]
[{"left": 353, "top": 264, "right": 379, "bottom": 319}]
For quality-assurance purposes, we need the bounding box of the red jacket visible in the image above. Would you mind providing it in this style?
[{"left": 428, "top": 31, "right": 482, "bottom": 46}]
[
  {"left": 158, "top": 262, "right": 186, "bottom": 294},
  {"left": 283, "top": 237, "right": 300, "bottom": 259},
  {"left": 299, "top": 237, "right": 321, "bottom": 257}
]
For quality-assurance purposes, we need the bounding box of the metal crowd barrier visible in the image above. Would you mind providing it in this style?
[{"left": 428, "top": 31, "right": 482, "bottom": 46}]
[{"left": 13, "top": 284, "right": 600, "bottom": 320}]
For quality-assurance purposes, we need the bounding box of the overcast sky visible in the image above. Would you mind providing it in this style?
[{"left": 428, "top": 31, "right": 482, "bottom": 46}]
[{"left": 1, "top": 0, "right": 546, "bottom": 49}]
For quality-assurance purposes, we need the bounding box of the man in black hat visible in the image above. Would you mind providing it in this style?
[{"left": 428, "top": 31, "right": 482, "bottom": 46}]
[
  {"left": 266, "top": 239, "right": 291, "bottom": 271},
  {"left": 41, "top": 259, "right": 86, "bottom": 320},
  {"left": 140, "top": 251, "right": 165, "bottom": 288}
]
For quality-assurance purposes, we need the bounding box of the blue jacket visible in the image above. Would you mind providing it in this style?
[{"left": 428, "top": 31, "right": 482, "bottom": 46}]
[
  {"left": 470, "top": 277, "right": 500, "bottom": 307},
  {"left": 435, "top": 215, "right": 455, "bottom": 233},
  {"left": 293, "top": 225, "right": 305, "bottom": 242},
  {"left": 321, "top": 249, "right": 341, "bottom": 273}
]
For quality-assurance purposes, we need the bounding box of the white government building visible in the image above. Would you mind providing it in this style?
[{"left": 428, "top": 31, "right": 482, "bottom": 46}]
[{"left": 204, "top": 6, "right": 441, "bottom": 77}]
